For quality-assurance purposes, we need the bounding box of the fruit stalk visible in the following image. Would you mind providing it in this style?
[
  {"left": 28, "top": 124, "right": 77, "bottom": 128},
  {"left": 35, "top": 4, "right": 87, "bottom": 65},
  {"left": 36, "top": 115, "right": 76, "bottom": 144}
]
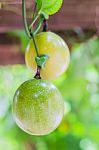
[
  {"left": 34, "top": 66, "right": 41, "bottom": 79},
  {"left": 43, "top": 19, "right": 48, "bottom": 32},
  {"left": 29, "top": 30, "right": 41, "bottom": 79},
  {"left": 30, "top": 31, "right": 39, "bottom": 57}
]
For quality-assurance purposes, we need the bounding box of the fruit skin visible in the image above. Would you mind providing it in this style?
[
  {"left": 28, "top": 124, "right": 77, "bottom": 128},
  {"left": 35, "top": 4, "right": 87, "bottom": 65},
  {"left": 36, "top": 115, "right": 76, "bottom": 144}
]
[
  {"left": 25, "top": 32, "right": 70, "bottom": 80},
  {"left": 12, "top": 79, "right": 64, "bottom": 135}
]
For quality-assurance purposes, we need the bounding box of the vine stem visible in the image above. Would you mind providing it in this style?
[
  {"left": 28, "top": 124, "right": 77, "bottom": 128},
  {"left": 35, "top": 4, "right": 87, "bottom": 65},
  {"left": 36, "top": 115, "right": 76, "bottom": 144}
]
[
  {"left": 22, "top": 0, "right": 31, "bottom": 39},
  {"left": 34, "top": 19, "right": 44, "bottom": 35},
  {"left": 22, "top": 0, "right": 39, "bottom": 57},
  {"left": 29, "top": 14, "right": 40, "bottom": 29},
  {"left": 33, "top": 2, "right": 37, "bottom": 19}
]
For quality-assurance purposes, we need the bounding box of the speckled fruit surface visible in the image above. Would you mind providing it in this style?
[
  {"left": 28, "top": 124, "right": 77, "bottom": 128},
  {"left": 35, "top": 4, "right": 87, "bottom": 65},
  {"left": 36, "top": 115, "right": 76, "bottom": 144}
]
[
  {"left": 25, "top": 32, "right": 70, "bottom": 80},
  {"left": 12, "top": 79, "right": 64, "bottom": 135}
]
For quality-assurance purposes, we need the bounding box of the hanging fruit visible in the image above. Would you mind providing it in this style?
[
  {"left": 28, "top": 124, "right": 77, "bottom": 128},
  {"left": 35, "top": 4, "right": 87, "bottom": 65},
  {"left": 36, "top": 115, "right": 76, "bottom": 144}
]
[{"left": 12, "top": 0, "right": 70, "bottom": 135}]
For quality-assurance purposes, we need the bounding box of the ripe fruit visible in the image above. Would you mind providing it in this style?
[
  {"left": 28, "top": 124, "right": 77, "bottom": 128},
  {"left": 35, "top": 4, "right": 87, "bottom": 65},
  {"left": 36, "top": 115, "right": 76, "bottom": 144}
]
[
  {"left": 25, "top": 32, "right": 70, "bottom": 80},
  {"left": 12, "top": 79, "right": 64, "bottom": 135}
]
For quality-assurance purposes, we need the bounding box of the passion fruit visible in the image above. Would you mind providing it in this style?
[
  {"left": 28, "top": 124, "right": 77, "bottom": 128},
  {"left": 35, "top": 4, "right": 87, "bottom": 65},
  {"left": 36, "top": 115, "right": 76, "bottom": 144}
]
[
  {"left": 12, "top": 79, "right": 64, "bottom": 135},
  {"left": 25, "top": 32, "right": 70, "bottom": 80}
]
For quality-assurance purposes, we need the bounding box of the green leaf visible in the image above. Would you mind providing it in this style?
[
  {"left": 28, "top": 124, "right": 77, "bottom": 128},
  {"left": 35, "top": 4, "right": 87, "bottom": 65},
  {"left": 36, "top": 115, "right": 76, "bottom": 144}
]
[
  {"left": 43, "top": 0, "right": 57, "bottom": 9},
  {"left": 36, "top": 0, "right": 63, "bottom": 15},
  {"left": 35, "top": 0, "right": 42, "bottom": 11},
  {"left": 35, "top": 54, "right": 49, "bottom": 68},
  {"left": 43, "top": 0, "right": 63, "bottom": 15}
]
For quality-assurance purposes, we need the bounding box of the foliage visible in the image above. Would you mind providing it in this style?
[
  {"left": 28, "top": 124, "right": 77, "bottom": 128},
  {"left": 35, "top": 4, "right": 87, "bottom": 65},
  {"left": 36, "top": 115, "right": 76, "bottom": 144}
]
[
  {"left": 0, "top": 35, "right": 99, "bottom": 150},
  {"left": 36, "top": 0, "right": 63, "bottom": 15}
]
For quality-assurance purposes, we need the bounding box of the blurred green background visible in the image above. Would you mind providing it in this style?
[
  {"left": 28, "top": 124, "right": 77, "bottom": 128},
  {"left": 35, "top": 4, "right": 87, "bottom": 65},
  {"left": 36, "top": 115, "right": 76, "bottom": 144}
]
[{"left": 0, "top": 31, "right": 99, "bottom": 150}]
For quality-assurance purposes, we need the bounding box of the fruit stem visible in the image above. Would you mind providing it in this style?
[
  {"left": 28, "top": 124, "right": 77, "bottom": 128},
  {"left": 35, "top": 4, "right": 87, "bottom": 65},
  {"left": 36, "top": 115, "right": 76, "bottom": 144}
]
[
  {"left": 30, "top": 31, "right": 39, "bottom": 57},
  {"left": 22, "top": 0, "right": 42, "bottom": 79},
  {"left": 43, "top": 19, "right": 48, "bottom": 32},
  {"left": 29, "top": 30, "right": 41, "bottom": 79},
  {"left": 34, "top": 66, "right": 41, "bottom": 79}
]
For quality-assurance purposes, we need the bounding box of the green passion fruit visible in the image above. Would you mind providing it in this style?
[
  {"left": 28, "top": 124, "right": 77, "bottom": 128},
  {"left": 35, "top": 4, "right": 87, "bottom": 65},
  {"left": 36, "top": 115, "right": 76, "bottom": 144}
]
[
  {"left": 12, "top": 79, "right": 64, "bottom": 135},
  {"left": 25, "top": 32, "right": 70, "bottom": 80}
]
